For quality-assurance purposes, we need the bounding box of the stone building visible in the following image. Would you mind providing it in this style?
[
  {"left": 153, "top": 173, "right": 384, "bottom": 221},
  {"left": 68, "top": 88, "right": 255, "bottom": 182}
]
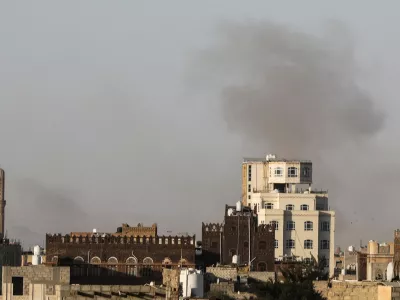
[
  {"left": 201, "top": 203, "right": 275, "bottom": 271},
  {"left": 242, "top": 154, "right": 335, "bottom": 276},
  {"left": 46, "top": 223, "right": 195, "bottom": 284},
  {"left": 366, "top": 240, "right": 393, "bottom": 281}
]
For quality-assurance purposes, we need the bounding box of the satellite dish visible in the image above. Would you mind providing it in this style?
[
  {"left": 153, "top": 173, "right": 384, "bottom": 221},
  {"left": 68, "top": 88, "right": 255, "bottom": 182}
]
[{"left": 387, "top": 262, "right": 394, "bottom": 282}]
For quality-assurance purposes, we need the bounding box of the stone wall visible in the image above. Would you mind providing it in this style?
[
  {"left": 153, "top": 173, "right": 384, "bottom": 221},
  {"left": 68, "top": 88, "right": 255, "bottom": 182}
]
[
  {"left": 162, "top": 269, "right": 179, "bottom": 290},
  {"left": 206, "top": 267, "right": 237, "bottom": 281},
  {"left": 209, "top": 282, "right": 235, "bottom": 294},
  {"left": 2, "top": 266, "right": 70, "bottom": 295},
  {"left": 314, "top": 280, "right": 383, "bottom": 300},
  {"left": 248, "top": 271, "right": 275, "bottom": 283}
]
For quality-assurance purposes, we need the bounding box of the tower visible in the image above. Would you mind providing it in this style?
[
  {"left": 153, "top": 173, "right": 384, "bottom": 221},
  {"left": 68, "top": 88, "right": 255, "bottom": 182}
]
[{"left": 0, "top": 168, "right": 6, "bottom": 238}]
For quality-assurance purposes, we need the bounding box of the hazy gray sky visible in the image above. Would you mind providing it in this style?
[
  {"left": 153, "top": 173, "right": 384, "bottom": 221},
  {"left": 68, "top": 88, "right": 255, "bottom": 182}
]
[{"left": 1, "top": 1, "right": 400, "bottom": 248}]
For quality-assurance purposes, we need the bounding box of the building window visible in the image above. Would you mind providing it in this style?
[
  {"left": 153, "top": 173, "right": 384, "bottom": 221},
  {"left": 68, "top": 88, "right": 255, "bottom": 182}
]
[
  {"left": 320, "top": 240, "right": 330, "bottom": 250},
  {"left": 304, "top": 221, "right": 313, "bottom": 231},
  {"left": 259, "top": 241, "right": 267, "bottom": 250},
  {"left": 265, "top": 203, "right": 274, "bottom": 209},
  {"left": 269, "top": 221, "right": 279, "bottom": 230},
  {"left": 248, "top": 195, "right": 251, "bottom": 200},
  {"left": 248, "top": 184, "right": 251, "bottom": 192},
  {"left": 304, "top": 239, "right": 313, "bottom": 249},
  {"left": 274, "top": 167, "right": 283, "bottom": 177},
  {"left": 321, "top": 221, "right": 330, "bottom": 232},
  {"left": 231, "top": 226, "right": 237, "bottom": 232},
  {"left": 286, "top": 204, "right": 294, "bottom": 211},
  {"left": 244, "top": 241, "right": 249, "bottom": 248},
  {"left": 288, "top": 167, "right": 298, "bottom": 177},
  {"left": 286, "top": 221, "right": 295, "bottom": 231},
  {"left": 12, "top": 277, "right": 23, "bottom": 295},
  {"left": 258, "top": 262, "right": 267, "bottom": 271},
  {"left": 211, "top": 241, "right": 218, "bottom": 248},
  {"left": 286, "top": 239, "right": 295, "bottom": 249},
  {"left": 300, "top": 204, "right": 309, "bottom": 211},
  {"left": 248, "top": 165, "right": 252, "bottom": 181},
  {"left": 304, "top": 258, "right": 312, "bottom": 264},
  {"left": 303, "top": 167, "right": 310, "bottom": 177},
  {"left": 274, "top": 240, "right": 278, "bottom": 248}
]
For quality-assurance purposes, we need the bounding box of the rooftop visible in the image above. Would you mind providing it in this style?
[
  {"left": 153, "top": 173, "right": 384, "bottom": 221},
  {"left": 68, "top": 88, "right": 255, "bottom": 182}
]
[{"left": 243, "top": 155, "right": 312, "bottom": 164}]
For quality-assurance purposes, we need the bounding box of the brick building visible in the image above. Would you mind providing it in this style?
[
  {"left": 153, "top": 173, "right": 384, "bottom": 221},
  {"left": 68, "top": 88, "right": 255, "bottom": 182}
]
[
  {"left": 46, "top": 223, "right": 195, "bottom": 284},
  {"left": 201, "top": 203, "right": 275, "bottom": 271}
]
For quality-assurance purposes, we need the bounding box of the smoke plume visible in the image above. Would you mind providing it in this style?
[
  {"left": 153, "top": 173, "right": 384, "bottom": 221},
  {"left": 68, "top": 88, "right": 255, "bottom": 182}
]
[{"left": 189, "top": 21, "right": 388, "bottom": 246}]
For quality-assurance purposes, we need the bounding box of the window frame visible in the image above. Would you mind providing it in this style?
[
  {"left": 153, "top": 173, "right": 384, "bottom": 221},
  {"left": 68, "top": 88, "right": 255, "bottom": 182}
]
[
  {"left": 265, "top": 202, "right": 274, "bottom": 209},
  {"left": 248, "top": 165, "right": 252, "bottom": 181},
  {"left": 288, "top": 167, "right": 298, "bottom": 177},
  {"left": 274, "top": 240, "right": 278, "bottom": 249},
  {"left": 320, "top": 240, "right": 330, "bottom": 250},
  {"left": 286, "top": 221, "right": 295, "bottom": 231},
  {"left": 304, "top": 221, "right": 313, "bottom": 231},
  {"left": 269, "top": 221, "right": 279, "bottom": 230},
  {"left": 274, "top": 167, "right": 283, "bottom": 177},
  {"left": 300, "top": 204, "right": 309, "bottom": 211},
  {"left": 321, "top": 221, "right": 330, "bottom": 232},
  {"left": 286, "top": 239, "right": 295, "bottom": 249},
  {"left": 286, "top": 204, "right": 294, "bottom": 211},
  {"left": 304, "top": 239, "right": 313, "bottom": 249}
]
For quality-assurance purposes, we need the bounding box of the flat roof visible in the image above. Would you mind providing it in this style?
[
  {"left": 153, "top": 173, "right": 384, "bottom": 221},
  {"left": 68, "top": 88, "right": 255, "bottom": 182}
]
[{"left": 243, "top": 157, "right": 312, "bottom": 163}]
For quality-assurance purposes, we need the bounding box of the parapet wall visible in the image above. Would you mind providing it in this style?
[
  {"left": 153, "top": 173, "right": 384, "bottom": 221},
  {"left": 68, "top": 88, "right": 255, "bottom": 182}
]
[{"left": 314, "top": 280, "right": 384, "bottom": 300}]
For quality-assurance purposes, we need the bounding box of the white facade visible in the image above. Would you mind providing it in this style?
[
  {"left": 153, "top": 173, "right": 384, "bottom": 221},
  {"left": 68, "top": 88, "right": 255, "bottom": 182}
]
[{"left": 243, "top": 155, "right": 335, "bottom": 276}]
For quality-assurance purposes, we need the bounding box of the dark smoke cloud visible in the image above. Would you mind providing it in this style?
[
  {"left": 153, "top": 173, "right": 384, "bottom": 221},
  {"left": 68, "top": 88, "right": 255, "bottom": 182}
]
[{"left": 189, "top": 21, "right": 388, "bottom": 247}]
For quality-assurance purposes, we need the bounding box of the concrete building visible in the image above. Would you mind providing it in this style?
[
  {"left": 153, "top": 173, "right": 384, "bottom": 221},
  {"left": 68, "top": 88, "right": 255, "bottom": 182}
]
[
  {"left": 242, "top": 154, "right": 335, "bottom": 276},
  {"left": 366, "top": 240, "right": 393, "bottom": 281}
]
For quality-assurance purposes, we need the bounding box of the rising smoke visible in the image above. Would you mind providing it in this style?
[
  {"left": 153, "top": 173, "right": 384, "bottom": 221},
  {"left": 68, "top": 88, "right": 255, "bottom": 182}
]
[{"left": 189, "top": 21, "right": 387, "bottom": 246}]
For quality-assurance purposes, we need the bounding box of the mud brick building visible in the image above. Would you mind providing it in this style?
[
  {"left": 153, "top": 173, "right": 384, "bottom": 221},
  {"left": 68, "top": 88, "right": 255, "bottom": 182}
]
[
  {"left": 46, "top": 223, "right": 195, "bottom": 284},
  {"left": 201, "top": 203, "right": 275, "bottom": 271}
]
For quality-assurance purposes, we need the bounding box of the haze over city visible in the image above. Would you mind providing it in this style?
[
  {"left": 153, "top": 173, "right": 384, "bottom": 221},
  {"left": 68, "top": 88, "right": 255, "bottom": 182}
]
[{"left": 1, "top": 0, "right": 400, "bottom": 249}]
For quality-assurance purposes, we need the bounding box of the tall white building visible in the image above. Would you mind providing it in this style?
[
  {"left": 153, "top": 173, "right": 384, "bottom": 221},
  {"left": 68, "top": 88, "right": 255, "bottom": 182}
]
[{"left": 242, "top": 154, "right": 335, "bottom": 276}]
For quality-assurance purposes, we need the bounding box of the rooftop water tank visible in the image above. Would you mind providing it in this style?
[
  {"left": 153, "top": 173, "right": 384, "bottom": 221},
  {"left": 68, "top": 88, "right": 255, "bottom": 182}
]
[
  {"left": 93, "top": 228, "right": 97, "bottom": 233},
  {"left": 348, "top": 245, "right": 355, "bottom": 252},
  {"left": 33, "top": 245, "right": 41, "bottom": 256},
  {"left": 232, "top": 255, "right": 240, "bottom": 265},
  {"left": 236, "top": 201, "right": 242, "bottom": 212},
  {"left": 227, "top": 208, "right": 234, "bottom": 216}
]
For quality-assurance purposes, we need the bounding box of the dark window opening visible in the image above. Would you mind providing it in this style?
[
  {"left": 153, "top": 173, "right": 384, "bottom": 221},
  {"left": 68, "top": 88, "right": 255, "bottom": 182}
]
[
  {"left": 244, "top": 241, "right": 249, "bottom": 248},
  {"left": 211, "top": 242, "right": 218, "bottom": 248},
  {"left": 12, "top": 277, "right": 23, "bottom": 295}
]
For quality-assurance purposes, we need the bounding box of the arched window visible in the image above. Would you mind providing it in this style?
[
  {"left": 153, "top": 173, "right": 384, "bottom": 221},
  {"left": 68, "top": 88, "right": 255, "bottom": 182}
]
[
  {"left": 269, "top": 221, "right": 279, "bottom": 230},
  {"left": 74, "top": 256, "right": 84, "bottom": 264},
  {"left": 286, "top": 204, "right": 294, "bottom": 211},
  {"left": 162, "top": 257, "right": 172, "bottom": 265},
  {"left": 108, "top": 257, "right": 118, "bottom": 264},
  {"left": 257, "top": 262, "right": 267, "bottom": 271},
  {"left": 274, "top": 167, "right": 283, "bottom": 177},
  {"left": 126, "top": 257, "right": 138, "bottom": 276},
  {"left": 107, "top": 257, "right": 118, "bottom": 276},
  {"left": 90, "top": 256, "right": 101, "bottom": 264},
  {"left": 288, "top": 167, "right": 298, "bottom": 177},
  {"left": 140, "top": 257, "right": 154, "bottom": 277},
  {"left": 258, "top": 241, "right": 267, "bottom": 250},
  {"left": 304, "top": 240, "right": 313, "bottom": 249},
  {"left": 179, "top": 258, "right": 188, "bottom": 267},
  {"left": 143, "top": 257, "right": 153, "bottom": 265},
  {"left": 304, "top": 221, "right": 313, "bottom": 231},
  {"left": 300, "top": 204, "right": 309, "bottom": 211},
  {"left": 265, "top": 203, "right": 274, "bottom": 209}
]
